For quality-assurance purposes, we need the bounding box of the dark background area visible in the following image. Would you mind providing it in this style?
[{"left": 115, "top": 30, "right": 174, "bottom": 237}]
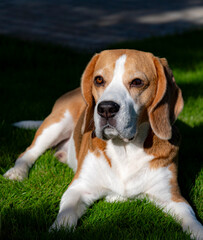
[{"left": 0, "top": 0, "right": 203, "bottom": 51}]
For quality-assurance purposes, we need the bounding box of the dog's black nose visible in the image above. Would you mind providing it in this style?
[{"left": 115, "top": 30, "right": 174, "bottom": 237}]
[{"left": 97, "top": 101, "right": 120, "bottom": 119}]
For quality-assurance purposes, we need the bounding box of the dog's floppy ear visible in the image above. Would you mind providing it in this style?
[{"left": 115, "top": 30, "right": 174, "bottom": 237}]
[
  {"left": 148, "top": 57, "right": 184, "bottom": 140},
  {"left": 81, "top": 53, "right": 100, "bottom": 134}
]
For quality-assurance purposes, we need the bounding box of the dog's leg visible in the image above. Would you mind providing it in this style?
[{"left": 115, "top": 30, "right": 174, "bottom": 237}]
[
  {"left": 4, "top": 110, "right": 74, "bottom": 181},
  {"left": 147, "top": 188, "right": 203, "bottom": 239},
  {"left": 50, "top": 179, "right": 103, "bottom": 231},
  {"left": 148, "top": 199, "right": 203, "bottom": 240},
  {"left": 161, "top": 200, "right": 203, "bottom": 240}
]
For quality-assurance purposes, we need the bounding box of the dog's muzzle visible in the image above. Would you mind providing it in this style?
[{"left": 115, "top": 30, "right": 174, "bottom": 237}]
[
  {"left": 97, "top": 101, "right": 121, "bottom": 140},
  {"left": 95, "top": 100, "right": 137, "bottom": 142}
]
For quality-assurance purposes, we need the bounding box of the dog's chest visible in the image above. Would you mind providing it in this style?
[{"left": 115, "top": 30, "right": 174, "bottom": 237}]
[
  {"left": 77, "top": 139, "right": 155, "bottom": 197},
  {"left": 77, "top": 138, "right": 172, "bottom": 200},
  {"left": 104, "top": 140, "right": 154, "bottom": 196}
]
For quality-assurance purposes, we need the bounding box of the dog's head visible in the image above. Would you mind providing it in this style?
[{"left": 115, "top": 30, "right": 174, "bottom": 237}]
[{"left": 81, "top": 49, "right": 183, "bottom": 142}]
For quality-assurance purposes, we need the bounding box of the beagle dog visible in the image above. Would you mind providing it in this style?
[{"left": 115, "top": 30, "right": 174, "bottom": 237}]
[{"left": 4, "top": 49, "right": 203, "bottom": 239}]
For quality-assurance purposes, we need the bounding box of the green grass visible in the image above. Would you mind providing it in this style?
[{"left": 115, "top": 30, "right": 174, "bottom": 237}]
[{"left": 0, "top": 29, "right": 203, "bottom": 239}]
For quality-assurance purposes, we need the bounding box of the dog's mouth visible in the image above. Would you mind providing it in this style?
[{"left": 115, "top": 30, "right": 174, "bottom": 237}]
[
  {"left": 102, "top": 125, "right": 135, "bottom": 142},
  {"left": 102, "top": 125, "right": 118, "bottom": 140}
]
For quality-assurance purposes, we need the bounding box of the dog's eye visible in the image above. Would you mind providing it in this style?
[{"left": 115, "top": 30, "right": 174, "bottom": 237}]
[
  {"left": 94, "top": 76, "right": 105, "bottom": 86},
  {"left": 130, "top": 78, "right": 144, "bottom": 88}
]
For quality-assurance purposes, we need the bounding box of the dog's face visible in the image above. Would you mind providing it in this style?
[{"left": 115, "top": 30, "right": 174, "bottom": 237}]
[
  {"left": 81, "top": 50, "right": 183, "bottom": 142},
  {"left": 92, "top": 51, "right": 157, "bottom": 142}
]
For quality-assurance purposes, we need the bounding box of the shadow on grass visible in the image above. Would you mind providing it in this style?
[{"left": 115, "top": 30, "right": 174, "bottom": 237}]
[
  {"left": 0, "top": 200, "right": 190, "bottom": 240},
  {"left": 179, "top": 82, "right": 203, "bottom": 100},
  {"left": 176, "top": 120, "right": 203, "bottom": 198},
  {"left": 178, "top": 82, "right": 203, "bottom": 101}
]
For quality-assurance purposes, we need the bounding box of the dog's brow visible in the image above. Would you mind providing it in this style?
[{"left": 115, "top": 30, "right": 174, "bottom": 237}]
[
  {"left": 95, "top": 55, "right": 127, "bottom": 77},
  {"left": 95, "top": 62, "right": 116, "bottom": 75}
]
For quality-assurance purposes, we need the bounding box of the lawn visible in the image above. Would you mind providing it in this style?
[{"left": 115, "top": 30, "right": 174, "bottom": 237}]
[{"left": 0, "top": 29, "right": 203, "bottom": 240}]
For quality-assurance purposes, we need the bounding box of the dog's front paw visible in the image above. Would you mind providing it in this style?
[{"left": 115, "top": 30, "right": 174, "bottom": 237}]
[
  {"left": 50, "top": 209, "right": 78, "bottom": 232},
  {"left": 182, "top": 218, "right": 203, "bottom": 240},
  {"left": 189, "top": 223, "right": 203, "bottom": 240},
  {"left": 4, "top": 166, "right": 28, "bottom": 181}
]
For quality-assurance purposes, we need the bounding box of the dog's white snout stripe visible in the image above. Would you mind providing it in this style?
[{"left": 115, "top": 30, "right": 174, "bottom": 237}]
[{"left": 98, "top": 54, "right": 127, "bottom": 103}]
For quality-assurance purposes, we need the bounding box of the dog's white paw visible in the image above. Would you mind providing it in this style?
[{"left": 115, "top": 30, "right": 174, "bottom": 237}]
[
  {"left": 4, "top": 166, "right": 28, "bottom": 181},
  {"left": 50, "top": 209, "right": 78, "bottom": 232},
  {"left": 187, "top": 222, "right": 203, "bottom": 240}
]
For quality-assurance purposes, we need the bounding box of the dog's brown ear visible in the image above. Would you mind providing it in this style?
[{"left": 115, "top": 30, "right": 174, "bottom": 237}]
[
  {"left": 81, "top": 53, "right": 100, "bottom": 134},
  {"left": 148, "top": 57, "right": 184, "bottom": 140}
]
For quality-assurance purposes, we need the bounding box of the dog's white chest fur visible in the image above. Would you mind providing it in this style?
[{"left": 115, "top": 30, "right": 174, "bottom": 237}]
[
  {"left": 106, "top": 140, "right": 153, "bottom": 196},
  {"left": 76, "top": 137, "right": 172, "bottom": 202}
]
